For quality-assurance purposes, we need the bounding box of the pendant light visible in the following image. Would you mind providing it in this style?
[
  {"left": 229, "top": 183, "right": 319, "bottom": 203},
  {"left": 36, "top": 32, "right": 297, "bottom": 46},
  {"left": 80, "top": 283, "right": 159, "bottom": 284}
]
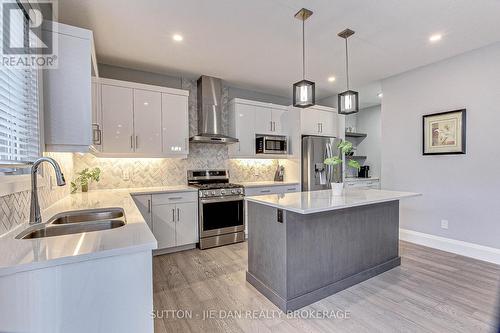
[
  {"left": 293, "top": 8, "right": 315, "bottom": 108},
  {"left": 337, "top": 28, "right": 359, "bottom": 115}
]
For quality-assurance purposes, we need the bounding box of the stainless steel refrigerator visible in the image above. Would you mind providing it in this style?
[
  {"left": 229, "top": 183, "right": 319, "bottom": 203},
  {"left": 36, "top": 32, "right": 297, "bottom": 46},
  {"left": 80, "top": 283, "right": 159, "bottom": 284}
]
[{"left": 302, "top": 136, "right": 343, "bottom": 191}]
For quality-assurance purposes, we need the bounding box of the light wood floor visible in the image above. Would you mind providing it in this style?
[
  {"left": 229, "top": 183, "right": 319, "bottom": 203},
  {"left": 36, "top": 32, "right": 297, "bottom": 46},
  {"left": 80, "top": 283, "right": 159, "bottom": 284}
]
[{"left": 153, "top": 241, "right": 500, "bottom": 333}]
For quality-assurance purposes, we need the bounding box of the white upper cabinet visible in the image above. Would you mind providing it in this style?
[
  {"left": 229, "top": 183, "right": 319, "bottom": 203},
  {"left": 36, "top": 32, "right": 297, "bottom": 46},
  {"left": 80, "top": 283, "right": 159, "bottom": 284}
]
[
  {"left": 162, "top": 93, "right": 189, "bottom": 155},
  {"left": 95, "top": 78, "right": 189, "bottom": 157},
  {"left": 228, "top": 98, "right": 291, "bottom": 158},
  {"left": 133, "top": 89, "right": 162, "bottom": 155},
  {"left": 300, "top": 106, "right": 339, "bottom": 137},
  {"left": 228, "top": 101, "right": 256, "bottom": 157},
  {"left": 43, "top": 23, "right": 97, "bottom": 152},
  {"left": 101, "top": 84, "right": 134, "bottom": 154}
]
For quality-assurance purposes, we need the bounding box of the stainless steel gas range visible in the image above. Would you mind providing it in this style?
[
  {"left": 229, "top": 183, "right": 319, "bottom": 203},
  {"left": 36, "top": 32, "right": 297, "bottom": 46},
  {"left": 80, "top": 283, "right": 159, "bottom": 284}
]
[{"left": 187, "top": 170, "right": 245, "bottom": 249}]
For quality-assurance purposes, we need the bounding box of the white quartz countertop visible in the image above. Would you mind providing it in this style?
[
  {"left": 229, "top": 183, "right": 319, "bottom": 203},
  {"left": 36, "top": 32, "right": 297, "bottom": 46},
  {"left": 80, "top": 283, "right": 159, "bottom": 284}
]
[
  {"left": 239, "top": 181, "right": 300, "bottom": 188},
  {"left": 0, "top": 185, "right": 196, "bottom": 277},
  {"left": 245, "top": 189, "right": 421, "bottom": 214},
  {"left": 345, "top": 177, "right": 380, "bottom": 182}
]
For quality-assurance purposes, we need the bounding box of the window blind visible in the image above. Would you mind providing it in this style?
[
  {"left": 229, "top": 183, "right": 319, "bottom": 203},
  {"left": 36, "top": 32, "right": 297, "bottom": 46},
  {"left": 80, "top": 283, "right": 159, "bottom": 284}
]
[{"left": 0, "top": 3, "right": 40, "bottom": 170}]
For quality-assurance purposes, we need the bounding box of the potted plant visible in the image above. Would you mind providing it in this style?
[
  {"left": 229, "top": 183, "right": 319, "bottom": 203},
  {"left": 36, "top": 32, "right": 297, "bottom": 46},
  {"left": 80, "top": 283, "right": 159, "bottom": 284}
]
[
  {"left": 71, "top": 167, "right": 101, "bottom": 193},
  {"left": 324, "top": 140, "right": 360, "bottom": 195}
]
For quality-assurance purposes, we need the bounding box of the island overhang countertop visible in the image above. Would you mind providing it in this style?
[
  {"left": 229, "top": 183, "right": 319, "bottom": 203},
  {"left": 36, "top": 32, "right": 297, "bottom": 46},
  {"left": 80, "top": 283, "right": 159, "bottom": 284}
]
[{"left": 245, "top": 188, "right": 421, "bottom": 214}]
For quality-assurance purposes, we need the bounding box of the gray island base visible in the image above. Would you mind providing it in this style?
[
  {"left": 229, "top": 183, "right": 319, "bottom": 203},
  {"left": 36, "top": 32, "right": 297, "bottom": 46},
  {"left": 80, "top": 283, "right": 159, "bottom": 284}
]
[{"left": 246, "top": 195, "right": 405, "bottom": 312}]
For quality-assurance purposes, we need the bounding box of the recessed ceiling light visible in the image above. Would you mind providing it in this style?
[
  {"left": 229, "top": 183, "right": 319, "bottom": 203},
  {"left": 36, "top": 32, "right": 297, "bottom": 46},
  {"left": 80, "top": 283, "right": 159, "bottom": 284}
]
[
  {"left": 429, "top": 34, "right": 442, "bottom": 43},
  {"left": 172, "top": 34, "right": 183, "bottom": 42},
  {"left": 377, "top": 92, "right": 383, "bottom": 98},
  {"left": 328, "top": 76, "right": 336, "bottom": 82}
]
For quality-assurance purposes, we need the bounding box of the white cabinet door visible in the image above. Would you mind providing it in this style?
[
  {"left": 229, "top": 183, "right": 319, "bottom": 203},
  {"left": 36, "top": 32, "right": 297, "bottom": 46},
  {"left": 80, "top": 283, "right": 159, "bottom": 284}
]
[
  {"left": 101, "top": 84, "right": 134, "bottom": 153},
  {"left": 254, "top": 105, "right": 273, "bottom": 135},
  {"left": 175, "top": 202, "right": 198, "bottom": 247},
  {"left": 317, "top": 110, "right": 337, "bottom": 137},
  {"left": 133, "top": 195, "right": 152, "bottom": 231},
  {"left": 301, "top": 109, "right": 322, "bottom": 135},
  {"left": 162, "top": 93, "right": 189, "bottom": 155},
  {"left": 271, "top": 108, "right": 287, "bottom": 134},
  {"left": 43, "top": 28, "right": 92, "bottom": 151},
  {"left": 152, "top": 204, "right": 177, "bottom": 249},
  {"left": 133, "top": 89, "right": 162, "bottom": 154},
  {"left": 233, "top": 103, "right": 256, "bottom": 156}
]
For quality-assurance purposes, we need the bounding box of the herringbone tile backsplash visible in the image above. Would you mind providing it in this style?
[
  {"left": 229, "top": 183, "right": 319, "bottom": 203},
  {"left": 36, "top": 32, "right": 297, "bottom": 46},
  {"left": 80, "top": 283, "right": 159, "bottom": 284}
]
[{"left": 0, "top": 153, "right": 74, "bottom": 236}]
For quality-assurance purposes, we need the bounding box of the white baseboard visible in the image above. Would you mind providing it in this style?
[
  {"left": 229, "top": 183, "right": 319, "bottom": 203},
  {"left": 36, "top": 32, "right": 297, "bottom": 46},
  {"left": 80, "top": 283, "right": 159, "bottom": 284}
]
[{"left": 400, "top": 229, "right": 500, "bottom": 265}]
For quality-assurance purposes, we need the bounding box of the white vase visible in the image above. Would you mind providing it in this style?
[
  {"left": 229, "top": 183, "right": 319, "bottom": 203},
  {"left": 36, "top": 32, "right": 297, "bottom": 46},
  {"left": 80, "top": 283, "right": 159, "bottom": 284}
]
[{"left": 331, "top": 182, "right": 344, "bottom": 195}]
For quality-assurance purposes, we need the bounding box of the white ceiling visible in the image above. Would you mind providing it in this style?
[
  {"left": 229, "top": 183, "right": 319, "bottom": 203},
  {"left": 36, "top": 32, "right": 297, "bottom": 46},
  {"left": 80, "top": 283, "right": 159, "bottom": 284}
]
[{"left": 58, "top": 0, "right": 500, "bottom": 100}]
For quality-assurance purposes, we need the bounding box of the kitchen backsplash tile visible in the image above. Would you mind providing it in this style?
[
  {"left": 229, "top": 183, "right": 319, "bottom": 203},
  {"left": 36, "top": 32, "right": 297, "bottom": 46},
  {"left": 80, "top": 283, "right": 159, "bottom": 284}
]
[
  {"left": 0, "top": 152, "right": 74, "bottom": 235},
  {"left": 72, "top": 148, "right": 280, "bottom": 190}
]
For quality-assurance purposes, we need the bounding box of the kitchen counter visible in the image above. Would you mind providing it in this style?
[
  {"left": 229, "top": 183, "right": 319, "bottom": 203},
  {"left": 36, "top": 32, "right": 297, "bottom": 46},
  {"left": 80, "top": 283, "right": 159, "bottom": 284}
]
[
  {"left": 246, "top": 188, "right": 421, "bottom": 311},
  {"left": 239, "top": 181, "right": 300, "bottom": 188},
  {"left": 0, "top": 186, "right": 196, "bottom": 277},
  {"left": 245, "top": 188, "right": 420, "bottom": 214}
]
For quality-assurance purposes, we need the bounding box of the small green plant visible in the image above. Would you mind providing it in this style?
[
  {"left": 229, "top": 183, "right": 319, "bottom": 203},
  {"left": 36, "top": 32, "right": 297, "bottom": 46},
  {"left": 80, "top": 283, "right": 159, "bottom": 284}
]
[
  {"left": 324, "top": 140, "right": 361, "bottom": 182},
  {"left": 71, "top": 167, "right": 101, "bottom": 193}
]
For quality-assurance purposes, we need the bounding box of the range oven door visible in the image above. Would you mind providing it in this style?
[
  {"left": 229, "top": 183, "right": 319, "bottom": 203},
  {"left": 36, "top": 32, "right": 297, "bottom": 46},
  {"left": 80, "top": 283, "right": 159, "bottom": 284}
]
[{"left": 199, "top": 196, "right": 245, "bottom": 238}]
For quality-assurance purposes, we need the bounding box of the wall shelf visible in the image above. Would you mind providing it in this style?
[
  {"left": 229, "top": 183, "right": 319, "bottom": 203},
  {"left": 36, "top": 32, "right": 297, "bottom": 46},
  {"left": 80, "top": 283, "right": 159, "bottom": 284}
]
[{"left": 345, "top": 132, "right": 367, "bottom": 138}]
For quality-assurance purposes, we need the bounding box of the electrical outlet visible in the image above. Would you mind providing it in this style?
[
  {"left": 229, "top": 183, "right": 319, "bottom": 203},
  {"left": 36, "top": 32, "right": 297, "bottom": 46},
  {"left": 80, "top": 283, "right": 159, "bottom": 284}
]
[
  {"left": 441, "top": 219, "right": 449, "bottom": 229},
  {"left": 122, "top": 170, "right": 130, "bottom": 181}
]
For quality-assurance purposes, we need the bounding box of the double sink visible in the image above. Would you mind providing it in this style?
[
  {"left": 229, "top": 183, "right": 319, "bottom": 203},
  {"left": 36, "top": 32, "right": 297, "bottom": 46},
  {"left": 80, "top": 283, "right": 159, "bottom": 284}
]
[{"left": 16, "top": 208, "right": 126, "bottom": 239}]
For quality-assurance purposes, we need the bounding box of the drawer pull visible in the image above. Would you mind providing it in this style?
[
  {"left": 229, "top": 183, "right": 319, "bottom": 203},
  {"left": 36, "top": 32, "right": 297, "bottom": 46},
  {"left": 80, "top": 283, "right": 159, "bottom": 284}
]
[
  {"left": 287, "top": 188, "right": 296, "bottom": 191},
  {"left": 260, "top": 190, "right": 271, "bottom": 193},
  {"left": 168, "top": 196, "right": 183, "bottom": 200}
]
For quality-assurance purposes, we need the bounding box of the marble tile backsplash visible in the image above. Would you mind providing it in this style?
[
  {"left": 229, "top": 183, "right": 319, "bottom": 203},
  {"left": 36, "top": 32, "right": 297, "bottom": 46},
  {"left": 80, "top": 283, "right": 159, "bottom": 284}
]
[
  {"left": 72, "top": 149, "right": 279, "bottom": 190},
  {"left": 0, "top": 152, "right": 74, "bottom": 235}
]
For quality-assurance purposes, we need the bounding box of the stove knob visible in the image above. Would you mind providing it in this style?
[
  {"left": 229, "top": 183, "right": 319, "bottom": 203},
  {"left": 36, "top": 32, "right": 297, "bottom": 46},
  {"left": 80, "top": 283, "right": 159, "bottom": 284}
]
[
  {"left": 211, "top": 191, "right": 216, "bottom": 196},
  {"left": 231, "top": 189, "right": 236, "bottom": 194},
  {"left": 237, "top": 189, "right": 242, "bottom": 194},
  {"left": 220, "top": 189, "right": 225, "bottom": 195}
]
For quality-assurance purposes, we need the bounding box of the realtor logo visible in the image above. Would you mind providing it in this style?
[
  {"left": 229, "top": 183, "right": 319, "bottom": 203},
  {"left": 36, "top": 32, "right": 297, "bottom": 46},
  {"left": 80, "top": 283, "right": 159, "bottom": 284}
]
[{"left": 1, "top": 0, "right": 58, "bottom": 68}]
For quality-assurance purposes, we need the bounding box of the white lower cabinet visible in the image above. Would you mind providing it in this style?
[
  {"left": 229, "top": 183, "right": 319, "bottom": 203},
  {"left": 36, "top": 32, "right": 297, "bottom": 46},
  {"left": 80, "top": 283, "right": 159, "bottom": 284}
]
[
  {"left": 137, "top": 192, "right": 199, "bottom": 252},
  {"left": 174, "top": 202, "right": 198, "bottom": 246},
  {"left": 245, "top": 184, "right": 300, "bottom": 196},
  {"left": 345, "top": 179, "right": 381, "bottom": 189},
  {"left": 152, "top": 203, "right": 177, "bottom": 249}
]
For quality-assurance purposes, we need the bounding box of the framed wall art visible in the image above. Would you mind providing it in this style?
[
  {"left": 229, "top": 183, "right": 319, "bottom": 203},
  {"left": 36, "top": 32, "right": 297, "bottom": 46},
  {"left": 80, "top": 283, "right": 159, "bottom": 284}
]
[{"left": 422, "top": 109, "right": 466, "bottom": 155}]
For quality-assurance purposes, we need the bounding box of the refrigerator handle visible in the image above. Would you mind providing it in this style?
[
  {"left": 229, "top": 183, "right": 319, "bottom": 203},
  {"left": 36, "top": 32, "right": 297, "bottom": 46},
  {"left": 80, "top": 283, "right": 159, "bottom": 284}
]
[{"left": 325, "top": 142, "right": 332, "bottom": 183}]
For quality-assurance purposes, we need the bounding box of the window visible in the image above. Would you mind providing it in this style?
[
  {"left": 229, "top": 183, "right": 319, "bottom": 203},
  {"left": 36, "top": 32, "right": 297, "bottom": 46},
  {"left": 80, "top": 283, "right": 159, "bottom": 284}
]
[{"left": 0, "top": 2, "right": 41, "bottom": 175}]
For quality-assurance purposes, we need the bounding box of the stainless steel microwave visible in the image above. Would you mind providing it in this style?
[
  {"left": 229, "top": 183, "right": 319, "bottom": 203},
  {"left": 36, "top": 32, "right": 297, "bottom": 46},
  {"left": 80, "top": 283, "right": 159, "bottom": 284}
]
[{"left": 255, "top": 135, "right": 288, "bottom": 155}]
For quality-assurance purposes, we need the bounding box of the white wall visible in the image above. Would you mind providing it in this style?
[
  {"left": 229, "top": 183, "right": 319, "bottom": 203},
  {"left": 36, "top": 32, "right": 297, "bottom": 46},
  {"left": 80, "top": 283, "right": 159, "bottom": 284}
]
[
  {"left": 356, "top": 105, "right": 381, "bottom": 178},
  {"left": 381, "top": 42, "right": 500, "bottom": 249}
]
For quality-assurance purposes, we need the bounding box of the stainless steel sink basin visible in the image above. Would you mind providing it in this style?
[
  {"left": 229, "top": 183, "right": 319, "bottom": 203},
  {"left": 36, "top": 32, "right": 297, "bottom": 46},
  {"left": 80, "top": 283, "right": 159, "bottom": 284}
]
[
  {"left": 15, "top": 208, "right": 127, "bottom": 239},
  {"left": 17, "top": 220, "right": 125, "bottom": 239},
  {"left": 50, "top": 208, "right": 124, "bottom": 224}
]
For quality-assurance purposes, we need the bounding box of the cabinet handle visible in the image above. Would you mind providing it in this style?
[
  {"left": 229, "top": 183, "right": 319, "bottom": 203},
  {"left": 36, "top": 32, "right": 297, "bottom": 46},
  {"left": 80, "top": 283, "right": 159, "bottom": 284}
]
[
  {"left": 260, "top": 189, "right": 271, "bottom": 193},
  {"left": 273, "top": 121, "right": 276, "bottom": 132},
  {"left": 320, "top": 123, "right": 323, "bottom": 133},
  {"left": 135, "top": 135, "right": 138, "bottom": 149},
  {"left": 168, "top": 196, "right": 183, "bottom": 200},
  {"left": 287, "top": 188, "right": 296, "bottom": 191},
  {"left": 270, "top": 121, "right": 273, "bottom": 132},
  {"left": 177, "top": 208, "right": 180, "bottom": 222},
  {"left": 318, "top": 123, "right": 320, "bottom": 133},
  {"left": 130, "top": 136, "right": 134, "bottom": 149},
  {"left": 92, "top": 123, "right": 102, "bottom": 145},
  {"left": 172, "top": 209, "right": 175, "bottom": 222},
  {"left": 147, "top": 199, "right": 151, "bottom": 213}
]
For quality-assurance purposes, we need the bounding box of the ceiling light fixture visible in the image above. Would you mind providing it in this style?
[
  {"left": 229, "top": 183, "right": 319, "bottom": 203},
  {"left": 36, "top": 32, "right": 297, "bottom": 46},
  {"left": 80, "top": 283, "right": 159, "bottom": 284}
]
[
  {"left": 328, "top": 76, "right": 336, "bottom": 82},
  {"left": 292, "top": 8, "right": 315, "bottom": 108},
  {"left": 337, "top": 28, "right": 359, "bottom": 115},
  {"left": 429, "top": 34, "right": 442, "bottom": 42},
  {"left": 173, "top": 34, "right": 183, "bottom": 42}
]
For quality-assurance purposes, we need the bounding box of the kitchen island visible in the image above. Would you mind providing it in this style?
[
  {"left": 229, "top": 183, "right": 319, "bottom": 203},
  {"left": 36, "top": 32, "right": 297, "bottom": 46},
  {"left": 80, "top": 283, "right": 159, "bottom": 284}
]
[{"left": 245, "top": 188, "right": 420, "bottom": 312}]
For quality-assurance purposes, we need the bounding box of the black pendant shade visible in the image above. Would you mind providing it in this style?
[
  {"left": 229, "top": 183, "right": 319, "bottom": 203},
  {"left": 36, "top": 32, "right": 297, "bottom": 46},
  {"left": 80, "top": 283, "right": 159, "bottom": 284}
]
[
  {"left": 338, "top": 90, "right": 359, "bottom": 115},
  {"left": 292, "top": 8, "right": 315, "bottom": 108},
  {"left": 293, "top": 79, "right": 315, "bottom": 108}
]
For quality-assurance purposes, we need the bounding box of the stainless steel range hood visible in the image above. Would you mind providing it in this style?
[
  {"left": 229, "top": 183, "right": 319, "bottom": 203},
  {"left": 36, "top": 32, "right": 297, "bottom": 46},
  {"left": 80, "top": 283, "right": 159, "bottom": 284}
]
[{"left": 189, "top": 76, "right": 239, "bottom": 144}]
